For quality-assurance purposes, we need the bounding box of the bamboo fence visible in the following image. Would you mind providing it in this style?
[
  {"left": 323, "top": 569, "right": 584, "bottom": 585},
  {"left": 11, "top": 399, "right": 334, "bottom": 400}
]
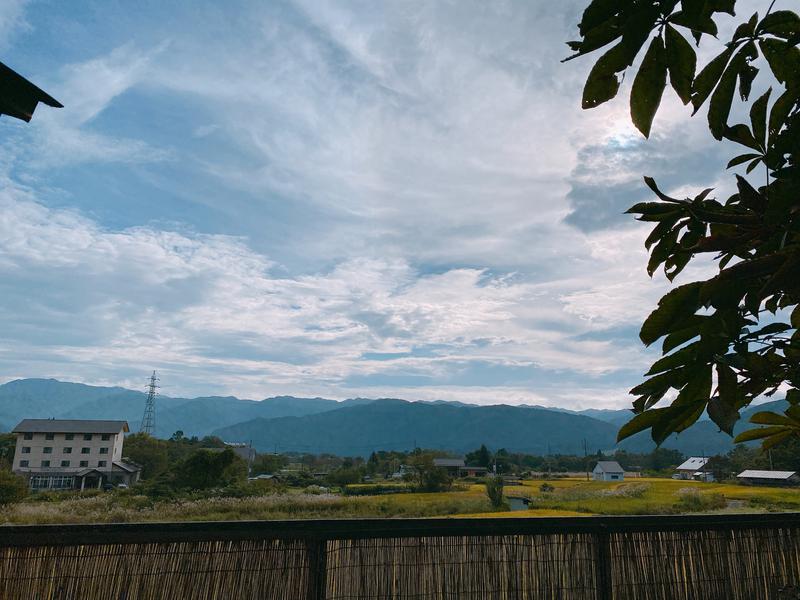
[{"left": 1, "top": 514, "right": 799, "bottom": 599}]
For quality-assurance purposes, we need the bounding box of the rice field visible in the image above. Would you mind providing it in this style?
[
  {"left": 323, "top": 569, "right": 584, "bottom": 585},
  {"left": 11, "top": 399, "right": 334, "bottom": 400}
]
[{"left": 1, "top": 477, "right": 798, "bottom": 524}]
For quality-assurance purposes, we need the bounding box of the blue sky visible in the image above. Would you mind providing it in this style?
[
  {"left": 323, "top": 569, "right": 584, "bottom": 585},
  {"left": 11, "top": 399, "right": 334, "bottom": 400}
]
[{"left": 0, "top": 0, "right": 767, "bottom": 406}]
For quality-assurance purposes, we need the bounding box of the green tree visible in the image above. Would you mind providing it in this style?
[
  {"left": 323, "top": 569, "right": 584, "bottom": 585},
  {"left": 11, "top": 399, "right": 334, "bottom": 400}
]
[
  {"left": 408, "top": 452, "right": 451, "bottom": 492},
  {"left": 568, "top": 1, "right": 800, "bottom": 448},
  {"left": 251, "top": 453, "right": 287, "bottom": 475},
  {"left": 466, "top": 444, "right": 492, "bottom": 468},
  {"left": 123, "top": 433, "right": 169, "bottom": 479},
  {"left": 173, "top": 448, "right": 247, "bottom": 490},
  {"left": 485, "top": 476, "right": 505, "bottom": 509},
  {"left": 0, "top": 470, "right": 27, "bottom": 505},
  {"left": 0, "top": 433, "right": 16, "bottom": 470}
]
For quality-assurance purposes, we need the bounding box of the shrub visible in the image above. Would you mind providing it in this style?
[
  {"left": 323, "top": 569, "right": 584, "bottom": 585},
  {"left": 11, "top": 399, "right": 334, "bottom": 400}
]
[
  {"left": 675, "top": 489, "right": 725, "bottom": 512},
  {"left": 0, "top": 470, "right": 28, "bottom": 505},
  {"left": 485, "top": 477, "right": 505, "bottom": 509}
]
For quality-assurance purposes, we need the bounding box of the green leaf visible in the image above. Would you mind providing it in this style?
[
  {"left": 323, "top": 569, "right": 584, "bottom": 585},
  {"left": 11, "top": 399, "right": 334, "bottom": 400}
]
[
  {"left": 727, "top": 153, "right": 761, "bottom": 168},
  {"left": 630, "top": 36, "right": 667, "bottom": 138},
  {"left": 651, "top": 402, "right": 705, "bottom": 444},
  {"left": 691, "top": 47, "right": 734, "bottom": 113},
  {"left": 646, "top": 341, "right": 701, "bottom": 375},
  {"left": 731, "top": 13, "right": 759, "bottom": 42},
  {"left": 769, "top": 89, "right": 799, "bottom": 139},
  {"left": 760, "top": 38, "right": 800, "bottom": 89},
  {"left": 734, "top": 425, "right": 789, "bottom": 443},
  {"left": 617, "top": 408, "right": 668, "bottom": 442},
  {"left": 626, "top": 201, "right": 682, "bottom": 216},
  {"left": 643, "top": 176, "right": 683, "bottom": 203},
  {"left": 664, "top": 24, "right": 695, "bottom": 104},
  {"left": 578, "top": 0, "right": 619, "bottom": 36},
  {"left": 707, "top": 396, "right": 739, "bottom": 436},
  {"left": 662, "top": 317, "right": 706, "bottom": 353},
  {"left": 582, "top": 43, "right": 628, "bottom": 108},
  {"left": 639, "top": 281, "right": 703, "bottom": 345},
  {"left": 708, "top": 44, "right": 752, "bottom": 140},
  {"left": 762, "top": 429, "right": 795, "bottom": 451},
  {"left": 723, "top": 124, "right": 760, "bottom": 151},
  {"left": 738, "top": 64, "right": 758, "bottom": 101},
  {"left": 749, "top": 411, "right": 793, "bottom": 426},
  {"left": 792, "top": 306, "right": 800, "bottom": 329},
  {"left": 745, "top": 158, "right": 761, "bottom": 174},
  {"left": 746, "top": 322, "right": 791, "bottom": 338},
  {"left": 757, "top": 10, "right": 800, "bottom": 40},
  {"left": 750, "top": 88, "right": 771, "bottom": 148}
]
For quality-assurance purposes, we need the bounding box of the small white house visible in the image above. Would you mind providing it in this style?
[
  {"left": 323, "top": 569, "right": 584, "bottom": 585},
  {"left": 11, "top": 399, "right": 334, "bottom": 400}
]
[
  {"left": 593, "top": 461, "right": 624, "bottom": 481},
  {"left": 674, "top": 457, "right": 711, "bottom": 480}
]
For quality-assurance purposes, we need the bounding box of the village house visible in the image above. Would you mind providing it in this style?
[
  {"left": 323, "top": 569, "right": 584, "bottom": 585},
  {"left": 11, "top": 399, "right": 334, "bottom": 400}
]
[
  {"left": 593, "top": 461, "right": 624, "bottom": 481},
  {"left": 673, "top": 457, "right": 712, "bottom": 481},
  {"left": 737, "top": 470, "right": 799, "bottom": 487},
  {"left": 11, "top": 419, "right": 140, "bottom": 491},
  {"left": 432, "top": 458, "right": 465, "bottom": 477},
  {"left": 460, "top": 465, "right": 488, "bottom": 477}
]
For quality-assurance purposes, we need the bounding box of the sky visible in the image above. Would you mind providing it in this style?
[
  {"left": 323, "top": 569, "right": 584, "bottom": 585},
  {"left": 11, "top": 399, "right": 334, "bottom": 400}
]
[{"left": 0, "top": 0, "right": 771, "bottom": 407}]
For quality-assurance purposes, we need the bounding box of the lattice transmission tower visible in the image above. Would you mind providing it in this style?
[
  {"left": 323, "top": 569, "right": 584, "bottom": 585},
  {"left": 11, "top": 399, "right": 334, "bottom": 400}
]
[{"left": 139, "top": 371, "right": 159, "bottom": 435}]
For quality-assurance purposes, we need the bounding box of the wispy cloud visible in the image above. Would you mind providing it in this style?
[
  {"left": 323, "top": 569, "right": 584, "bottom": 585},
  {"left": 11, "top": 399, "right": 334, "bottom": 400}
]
[{"left": 0, "top": 0, "right": 756, "bottom": 406}]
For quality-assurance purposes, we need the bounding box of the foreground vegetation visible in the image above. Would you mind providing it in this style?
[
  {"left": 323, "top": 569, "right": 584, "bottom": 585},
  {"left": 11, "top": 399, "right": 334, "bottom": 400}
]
[{"left": 3, "top": 477, "right": 800, "bottom": 525}]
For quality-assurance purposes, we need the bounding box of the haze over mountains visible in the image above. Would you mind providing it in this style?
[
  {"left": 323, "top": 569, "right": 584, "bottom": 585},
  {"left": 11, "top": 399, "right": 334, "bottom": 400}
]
[{"left": 0, "top": 379, "right": 783, "bottom": 457}]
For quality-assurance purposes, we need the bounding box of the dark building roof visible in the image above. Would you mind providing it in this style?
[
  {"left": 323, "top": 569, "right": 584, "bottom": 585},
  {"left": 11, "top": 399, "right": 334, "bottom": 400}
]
[
  {"left": 433, "top": 458, "right": 465, "bottom": 468},
  {"left": 13, "top": 419, "right": 129, "bottom": 434},
  {"left": 112, "top": 461, "right": 140, "bottom": 473},
  {"left": 0, "top": 61, "right": 62, "bottom": 122}
]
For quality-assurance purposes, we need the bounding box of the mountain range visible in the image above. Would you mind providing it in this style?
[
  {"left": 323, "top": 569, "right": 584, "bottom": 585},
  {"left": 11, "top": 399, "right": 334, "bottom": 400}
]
[{"left": 0, "top": 378, "right": 784, "bottom": 457}]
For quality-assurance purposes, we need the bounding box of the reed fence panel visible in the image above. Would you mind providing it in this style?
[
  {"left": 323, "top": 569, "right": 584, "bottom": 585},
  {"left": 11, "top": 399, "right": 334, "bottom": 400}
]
[{"left": 1, "top": 514, "right": 799, "bottom": 599}]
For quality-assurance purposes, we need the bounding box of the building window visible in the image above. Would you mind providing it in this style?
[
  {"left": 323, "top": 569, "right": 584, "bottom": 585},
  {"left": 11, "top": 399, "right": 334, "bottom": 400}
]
[
  {"left": 63, "top": 447, "right": 72, "bottom": 454},
  {"left": 81, "top": 448, "right": 90, "bottom": 454},
  {"left": 41, "top": 460, "right": 50, "bottom": 468},
  {"left": 65, "top": 433, "right": 74, "bottom": 440},
  {"left": 43, "top": 447, "right": 53, "bottom": 454},
  {"left": 79, "top": 461, "right": 89, "bottom": 468},
  {"left": 45, "top": 433, "right": 54, "bottom": 440},
  {"left": 101, "top": 434, "right": 111, "bottom": 441},
  {"left": 19, "top": 460, "right": 29, "bottom": 468},
  {"left": 83, "top": 434, "right": 93, "bottom": 441},
  {"left": 99, "top": 447, "right": 109, "bottom": 455},
  {"left": 98, "top": 461, "right": 107, "bottom": 468},
  {"left": 22, "top": 447, "right": 30, "bottom": 454},
  {"left": 61, "top": 460, "right": 70, "bottom": 467},
  {"left": 23, "top": 432, "right": 33, "bottom": 440}
]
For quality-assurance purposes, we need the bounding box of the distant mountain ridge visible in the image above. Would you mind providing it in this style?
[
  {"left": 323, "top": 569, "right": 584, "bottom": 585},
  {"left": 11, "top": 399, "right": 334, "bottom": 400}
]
[
  {"left": 0, "top": 378, "right": 359, "bottom": 439},
  {"left": 0, "top": 378, "right": 785, "bottom": 457}
]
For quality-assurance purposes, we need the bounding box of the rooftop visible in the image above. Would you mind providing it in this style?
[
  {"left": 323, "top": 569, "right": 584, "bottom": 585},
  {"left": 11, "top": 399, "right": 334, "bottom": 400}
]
[
  {"left": 13, "top": 419, "right": 129, "bottom": 434},
  {"left": 595, "top": 461, "right": 624, "bottom": 473},
  {"left": 433, "top": 458, "right": 465, "bottom": 468},
  {"left": 737, "top": 470, "right": 796, "bottom": 480},
  {"left": 677, "top": 457, "right": 710, "bottom": 471}
]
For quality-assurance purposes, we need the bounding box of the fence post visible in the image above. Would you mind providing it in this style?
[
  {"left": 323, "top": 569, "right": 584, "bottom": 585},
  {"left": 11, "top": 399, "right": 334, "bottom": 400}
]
[
  {"left": 595, "top": 528, "right": 613, "bottom": 600},
  {"left": 305, "top": 538, "right": 328, "bottom": 600}
]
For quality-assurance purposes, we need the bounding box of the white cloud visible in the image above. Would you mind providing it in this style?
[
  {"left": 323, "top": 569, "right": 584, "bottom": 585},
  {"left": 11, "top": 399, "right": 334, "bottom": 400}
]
[
  {"left": 0, "top": 0, "right": 29, "bottom": 51},
  {"left": 0, "top": 1, "right": 747, "bottom": 407}
]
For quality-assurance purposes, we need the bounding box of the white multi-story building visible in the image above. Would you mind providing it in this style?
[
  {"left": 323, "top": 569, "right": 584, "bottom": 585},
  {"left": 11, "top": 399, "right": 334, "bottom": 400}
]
[{"left": 11, "top": 419, "right": 140, "bottom": 490}]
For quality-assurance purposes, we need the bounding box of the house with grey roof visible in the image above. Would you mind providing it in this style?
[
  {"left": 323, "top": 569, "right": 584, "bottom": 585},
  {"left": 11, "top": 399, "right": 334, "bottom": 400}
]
[
  {"left": 593, "top": 461, "right": 624, "bottom": 481},
  {"left": 674, "top": 457, "right": 713, "bottom": 481},
  {"left": 11, "top": 419, "right": 140, "bottom": 491},
  {"left": 737, "top": 470, "right": 799, "bottom": 487}
]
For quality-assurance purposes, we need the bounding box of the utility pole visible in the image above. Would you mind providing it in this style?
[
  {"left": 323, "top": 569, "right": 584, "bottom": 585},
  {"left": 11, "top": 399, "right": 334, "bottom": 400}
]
[
  {"left": 583, "top": 439, "right": 589, "bottom": 481},
  {"left": 139, "top": 371, "right": 158, "bottom": 435}
]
